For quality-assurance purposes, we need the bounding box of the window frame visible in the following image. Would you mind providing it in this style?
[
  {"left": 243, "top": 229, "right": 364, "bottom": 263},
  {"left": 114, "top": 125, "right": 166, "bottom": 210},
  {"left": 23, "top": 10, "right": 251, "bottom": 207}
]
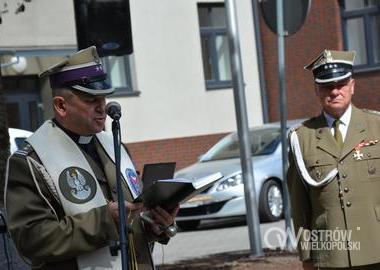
[
  {"left": 198, "top": 3, "right": 232, "bottom": 90},
  {"left": 340, "top": 0, "right": 380, "bottom": 72},
  {"left": 102, "top": 55, "right": 140, "bottom": 97}
]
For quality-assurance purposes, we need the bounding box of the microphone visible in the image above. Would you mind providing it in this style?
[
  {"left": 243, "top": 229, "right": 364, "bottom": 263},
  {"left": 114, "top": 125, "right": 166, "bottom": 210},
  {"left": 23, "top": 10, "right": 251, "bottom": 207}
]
[{"left": 106, "top": 101, "right": 122, "bottom": 120}]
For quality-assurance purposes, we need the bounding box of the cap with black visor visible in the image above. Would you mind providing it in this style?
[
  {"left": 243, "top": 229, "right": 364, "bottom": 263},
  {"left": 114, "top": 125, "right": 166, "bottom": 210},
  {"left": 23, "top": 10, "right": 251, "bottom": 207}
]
[{"left": 39, "top": 46, "right": 114, "bottom": 96}]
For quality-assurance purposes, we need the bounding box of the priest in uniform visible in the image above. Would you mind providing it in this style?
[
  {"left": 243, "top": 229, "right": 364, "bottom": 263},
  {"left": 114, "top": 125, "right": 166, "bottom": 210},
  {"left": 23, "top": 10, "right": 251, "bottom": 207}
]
[{"left": 5, "top": 46, "right": 178, "bottom": 270}]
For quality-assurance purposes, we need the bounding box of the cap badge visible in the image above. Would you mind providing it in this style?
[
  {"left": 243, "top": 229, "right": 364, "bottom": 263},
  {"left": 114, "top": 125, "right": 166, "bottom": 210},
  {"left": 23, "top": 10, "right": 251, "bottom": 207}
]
[{"left": 326, "top": 50, "right": 332, "bottom": 61}]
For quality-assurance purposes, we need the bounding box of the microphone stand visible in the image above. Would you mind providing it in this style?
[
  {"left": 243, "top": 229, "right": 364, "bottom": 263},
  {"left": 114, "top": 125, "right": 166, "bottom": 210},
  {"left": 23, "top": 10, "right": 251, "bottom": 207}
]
[{"left": 110, "top": 114, "right": 129, "bottom": 270}]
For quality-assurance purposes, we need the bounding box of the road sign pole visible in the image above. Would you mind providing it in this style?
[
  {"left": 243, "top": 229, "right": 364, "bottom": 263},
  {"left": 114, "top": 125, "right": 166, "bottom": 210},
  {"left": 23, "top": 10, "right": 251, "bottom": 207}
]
[
  {"left": 276, "top": 0, "right": 295, "bottom": 251},
  {"left": 225, "top": 0, "right": 263, "bottom": 257}
]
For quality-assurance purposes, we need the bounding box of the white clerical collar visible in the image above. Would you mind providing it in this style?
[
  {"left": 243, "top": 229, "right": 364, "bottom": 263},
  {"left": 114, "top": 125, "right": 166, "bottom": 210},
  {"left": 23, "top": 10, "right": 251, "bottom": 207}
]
[
  {"left": 323, "top": 104, "right": 352, "bottom": 127},
  {"left": 78, "top": 135, "right": 93, "bottom": 144}
]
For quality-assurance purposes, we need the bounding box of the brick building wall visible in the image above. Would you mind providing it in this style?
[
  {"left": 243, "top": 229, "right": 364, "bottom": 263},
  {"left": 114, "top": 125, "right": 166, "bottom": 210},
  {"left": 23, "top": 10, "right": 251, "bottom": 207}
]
[
  {"left": 127, "top": 0, "right": 380, "bottom": 173},
  {"left": 352, "top": 71, "right": 380, "bottom": 111},
  {"left": 259, "top": 0, "right": 380, "bottom": 121},
  {"left": 126, "top": 133, "right": 227, "bottom": 173}
]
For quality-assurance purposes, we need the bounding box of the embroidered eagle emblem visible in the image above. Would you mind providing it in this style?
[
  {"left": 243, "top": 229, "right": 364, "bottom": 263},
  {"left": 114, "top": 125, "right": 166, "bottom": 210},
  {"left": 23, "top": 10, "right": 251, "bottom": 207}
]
[
  {"left": 59, "top": 167, "right": 97, "bottom": 204},
  {"left": 66, "top": 168, "right": 91, "bottom": 200}
]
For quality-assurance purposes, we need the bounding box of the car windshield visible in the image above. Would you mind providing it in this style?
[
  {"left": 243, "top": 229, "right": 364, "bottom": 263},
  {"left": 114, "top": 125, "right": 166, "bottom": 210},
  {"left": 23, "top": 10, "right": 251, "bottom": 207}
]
[{"left": 201, "top": 127, "right": 281, "bottom": 162}]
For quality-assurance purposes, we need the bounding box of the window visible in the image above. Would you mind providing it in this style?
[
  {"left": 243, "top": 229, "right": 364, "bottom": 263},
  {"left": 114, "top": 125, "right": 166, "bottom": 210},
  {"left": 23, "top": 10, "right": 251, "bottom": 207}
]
[
  {"left": 340, "top": 0, "right": 380, "bottom": 70},
  {"left": 102, "top": 55, "right": 137, "bottom": 96},
  {"left": 198, "top": 3, "right": 232, "bottom": 89}
]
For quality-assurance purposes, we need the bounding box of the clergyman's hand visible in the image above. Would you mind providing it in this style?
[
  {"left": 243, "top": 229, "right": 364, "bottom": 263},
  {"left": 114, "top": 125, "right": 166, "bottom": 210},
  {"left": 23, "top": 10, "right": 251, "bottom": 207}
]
[
  {"left": 149, "top": 205, "right": 180, "bottom": 236},
  {"left": 108, "top": 201, "right": 144, "bottom": 226}
]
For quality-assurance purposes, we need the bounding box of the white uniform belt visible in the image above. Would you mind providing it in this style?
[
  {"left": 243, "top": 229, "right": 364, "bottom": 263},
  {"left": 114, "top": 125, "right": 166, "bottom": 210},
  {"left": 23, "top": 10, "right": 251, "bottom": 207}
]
[{"left": 290, "top": 130, "right": 338, "bottom": 187}]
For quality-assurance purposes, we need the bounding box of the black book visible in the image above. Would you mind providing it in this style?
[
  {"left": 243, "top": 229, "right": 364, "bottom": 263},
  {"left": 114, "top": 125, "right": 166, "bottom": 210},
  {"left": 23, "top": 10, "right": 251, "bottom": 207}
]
[
  {"left": 141, "top": 162, "right": 176, "bottom": 189},
  {"left": 135, "top": 172, "right": 223, "bottom": 210}
]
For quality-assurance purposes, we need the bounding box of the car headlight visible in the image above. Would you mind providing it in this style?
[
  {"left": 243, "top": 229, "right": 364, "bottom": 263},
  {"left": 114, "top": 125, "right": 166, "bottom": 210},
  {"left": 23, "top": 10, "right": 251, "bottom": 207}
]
[{"left": 216, "top": 173, "right": 243, "bottom": 191}]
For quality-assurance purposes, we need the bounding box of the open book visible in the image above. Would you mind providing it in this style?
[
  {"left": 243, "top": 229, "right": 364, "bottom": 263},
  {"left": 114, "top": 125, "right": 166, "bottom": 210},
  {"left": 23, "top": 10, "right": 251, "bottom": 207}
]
[{"left": 135, "top": 172, "right": 223, "bottom": 210}]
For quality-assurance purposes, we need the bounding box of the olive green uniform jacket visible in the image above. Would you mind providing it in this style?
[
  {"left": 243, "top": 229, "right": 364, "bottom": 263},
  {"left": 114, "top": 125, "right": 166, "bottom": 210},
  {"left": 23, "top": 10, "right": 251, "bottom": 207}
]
[
  {"left": 5, "top": 136, "right": 167, "bottom": 270},
  {"left": 288, "top": 106, "right": 380, "bottom": 268}
]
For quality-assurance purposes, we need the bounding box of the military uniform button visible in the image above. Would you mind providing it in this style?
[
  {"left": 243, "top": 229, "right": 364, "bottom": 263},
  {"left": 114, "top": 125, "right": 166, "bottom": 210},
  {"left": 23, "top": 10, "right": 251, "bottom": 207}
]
[
  {"left": 344, "top": 187, "right": 349, "bottom": 193},
  {"left": 342, "top": 173, "right": 347, "bottom": 178},
  {"left": 339, "top": 161, "right": 344, "bottom": 165},
  {"left": 339, "top": 191, "right": 344, "bottom": 197},
  {"left": 346, "top": 201, "right": 352, "bottom": 207},
  {"left": 367, "top": 153, "right": 371, "bottom": 157},
  {"left": 368, "top": 166, "right": 376, "bottom": 175}
]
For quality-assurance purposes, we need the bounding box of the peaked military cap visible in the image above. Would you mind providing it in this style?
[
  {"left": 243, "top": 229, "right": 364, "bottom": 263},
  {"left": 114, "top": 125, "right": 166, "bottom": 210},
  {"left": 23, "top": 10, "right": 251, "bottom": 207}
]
[
  {"left": 39, "top": 46, "right": 114, "bottom": 95},
  {"left": 304, "top": 49, "right": 355, "bottom": 85}
]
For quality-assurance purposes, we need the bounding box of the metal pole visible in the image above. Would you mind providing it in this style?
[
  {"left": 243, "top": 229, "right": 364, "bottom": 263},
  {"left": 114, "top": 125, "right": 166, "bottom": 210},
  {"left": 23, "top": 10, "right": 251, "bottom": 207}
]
[
  {"left": 251, "top": 0, "right": 269, "bottom": 123},
  {"left": 112, "top": 119, "right": 129, "bottom": 270},
  {"left": 276, "top": 0, "right": 294, "bottom": 251},
  {"left": 225, "top": 0, "right": 263, "bottom": 257}
]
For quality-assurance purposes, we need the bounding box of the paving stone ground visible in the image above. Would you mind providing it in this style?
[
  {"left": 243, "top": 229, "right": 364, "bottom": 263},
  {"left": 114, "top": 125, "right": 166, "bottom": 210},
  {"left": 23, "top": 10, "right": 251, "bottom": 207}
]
[{"left": 0, "top": 233, "right": 302, "bottom": 270}]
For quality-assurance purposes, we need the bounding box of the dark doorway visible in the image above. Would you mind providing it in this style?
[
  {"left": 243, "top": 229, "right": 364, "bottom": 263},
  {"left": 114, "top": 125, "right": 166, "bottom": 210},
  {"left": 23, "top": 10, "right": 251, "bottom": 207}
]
[{"left": 3, "top": 76, "right": 43, "bottom": 131}]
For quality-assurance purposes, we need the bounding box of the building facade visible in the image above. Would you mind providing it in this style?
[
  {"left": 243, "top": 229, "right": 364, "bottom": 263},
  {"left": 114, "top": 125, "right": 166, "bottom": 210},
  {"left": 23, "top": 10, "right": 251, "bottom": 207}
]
[
  {"left": 0, "top": 0, "right": 264, "bottom": 171},
  {"left": 2, "top": 0, "right": 378, "bottom": 171}
]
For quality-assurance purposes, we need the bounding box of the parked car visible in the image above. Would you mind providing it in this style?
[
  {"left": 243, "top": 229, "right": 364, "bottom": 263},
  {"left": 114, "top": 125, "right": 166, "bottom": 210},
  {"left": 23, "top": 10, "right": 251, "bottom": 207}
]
[
  {"left": 174, "top": 120, "right": 302, "bottom": 230},
  {"left": 9, "top": 128, "right": 33, "bottom": 154}
]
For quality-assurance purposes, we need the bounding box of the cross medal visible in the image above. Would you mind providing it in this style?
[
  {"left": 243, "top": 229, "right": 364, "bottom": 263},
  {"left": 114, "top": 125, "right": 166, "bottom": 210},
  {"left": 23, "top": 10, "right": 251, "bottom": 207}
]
[
  {"left": 353, "top": 150, "right": 364, "bottom": 160},
  {"left": 353, "top": 139, "right": 379, "bottom": 161}
]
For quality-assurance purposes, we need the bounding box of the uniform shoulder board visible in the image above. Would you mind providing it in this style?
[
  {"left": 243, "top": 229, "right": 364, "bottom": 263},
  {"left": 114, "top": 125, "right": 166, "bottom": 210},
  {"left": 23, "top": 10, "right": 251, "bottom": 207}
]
[
  {"left": 288, "top": 120, "right": 306, "bottom": 134},
  {"left": 362, "top": 108, "right": 380, "bottom": 116},
  {"left": 13, "top": 143, "right": 33, "bottom": 157}
]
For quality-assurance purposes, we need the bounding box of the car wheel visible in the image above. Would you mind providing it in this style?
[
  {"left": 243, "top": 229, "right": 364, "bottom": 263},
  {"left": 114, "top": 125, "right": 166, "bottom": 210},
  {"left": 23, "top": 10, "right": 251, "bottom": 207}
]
[
  {"left": 176, "top": 220, "right": 200, "bottom": 231},
  {"left": 259, "top": 179, "right": 283, "bottom": 222}
]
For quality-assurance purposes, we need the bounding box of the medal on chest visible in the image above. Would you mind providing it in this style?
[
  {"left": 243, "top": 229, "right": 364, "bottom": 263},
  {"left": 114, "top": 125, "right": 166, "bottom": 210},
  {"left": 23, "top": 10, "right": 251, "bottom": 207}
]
[{"left": 353, "top": 139, "right": 378, "bottom": 160}]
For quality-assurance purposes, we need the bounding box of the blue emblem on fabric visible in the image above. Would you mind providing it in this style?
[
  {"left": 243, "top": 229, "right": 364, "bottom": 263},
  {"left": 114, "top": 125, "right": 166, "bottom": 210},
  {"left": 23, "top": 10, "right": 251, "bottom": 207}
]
[{"left": 125, "top": 168, "right": 142, "bottom": 196}]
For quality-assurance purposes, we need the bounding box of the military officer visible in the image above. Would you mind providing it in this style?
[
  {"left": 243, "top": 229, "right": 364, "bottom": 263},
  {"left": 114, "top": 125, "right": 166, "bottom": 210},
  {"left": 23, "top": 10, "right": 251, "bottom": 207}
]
[
  {"left": 5, "top": 46, "right": 178, "bottom": 270},
  {"left": 288, "top": 49, "right": 380, "bottom": 270}
]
